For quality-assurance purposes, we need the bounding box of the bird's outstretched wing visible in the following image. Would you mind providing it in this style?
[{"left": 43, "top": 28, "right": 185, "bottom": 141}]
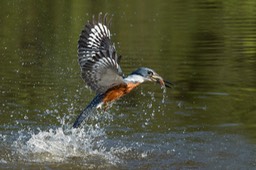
[{"left": 78, "top": 13, "right": 124, "bottom": 94}]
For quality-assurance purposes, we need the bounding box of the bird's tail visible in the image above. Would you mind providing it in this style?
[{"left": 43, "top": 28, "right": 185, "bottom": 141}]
[{"left": 73, "top": 94, "right": 104, "bottom": 128}]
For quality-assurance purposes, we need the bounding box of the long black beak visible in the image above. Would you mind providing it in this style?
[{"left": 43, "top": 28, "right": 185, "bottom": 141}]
[{"left": 163, "top": 80, "right": 173, "bottom": 88}]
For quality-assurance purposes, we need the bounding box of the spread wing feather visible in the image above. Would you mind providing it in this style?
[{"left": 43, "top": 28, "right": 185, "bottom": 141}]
[{"left": 78, "top": 13, "right": 124, "bottom": 94}]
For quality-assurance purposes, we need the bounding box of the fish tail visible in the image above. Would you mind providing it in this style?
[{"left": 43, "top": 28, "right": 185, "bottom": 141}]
[{"left": 73, "top": 94, "right": 104, "bottom": 128}]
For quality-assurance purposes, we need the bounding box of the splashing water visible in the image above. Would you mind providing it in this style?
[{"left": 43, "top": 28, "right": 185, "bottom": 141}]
[
  {"left": 7, "top": 88, "right": 170, "bottom": 167},
  {"left": 12, "top": 126, "right": 122, "bottom": 165},
  {"left": 161, "top": 86, "right": 167, "bottom": 104},
  {"left": 10, "top": 111, "right": 125, "bottom": 166}
]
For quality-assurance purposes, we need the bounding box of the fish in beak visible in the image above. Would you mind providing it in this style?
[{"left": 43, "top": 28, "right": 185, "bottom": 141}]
[{"left": 151, "top": 74, "right": 173, "bottom": 88}]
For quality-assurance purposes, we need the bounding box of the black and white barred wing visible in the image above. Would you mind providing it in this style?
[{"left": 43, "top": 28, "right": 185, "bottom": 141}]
[{"left": 78, "top": 13, "right": 124, "bottom": 94}]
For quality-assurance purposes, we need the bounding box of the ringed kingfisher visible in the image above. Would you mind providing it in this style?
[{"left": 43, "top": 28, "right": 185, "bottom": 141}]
[{"left": 73, "top": 13, "right": 172, "bottom": 128}]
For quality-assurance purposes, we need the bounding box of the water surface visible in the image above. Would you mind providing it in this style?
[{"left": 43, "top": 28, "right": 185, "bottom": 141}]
[{"left": 1, "top": 0, "right": 256, "bottom": 169}]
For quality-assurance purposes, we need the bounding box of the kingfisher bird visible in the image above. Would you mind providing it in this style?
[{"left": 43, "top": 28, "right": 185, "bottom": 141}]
[{"left": 73, "top": 13, "right": 172, "bottom": 128}]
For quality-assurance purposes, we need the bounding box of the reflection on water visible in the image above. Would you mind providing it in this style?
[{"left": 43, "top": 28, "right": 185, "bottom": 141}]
[{"left": 1, "top": 0, "right": 256, "bottom": 169}]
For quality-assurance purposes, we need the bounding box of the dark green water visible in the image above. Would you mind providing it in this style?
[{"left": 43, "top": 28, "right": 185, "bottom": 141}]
[{"left": 1, "top": 0, "right": 256, "bottom": 169}]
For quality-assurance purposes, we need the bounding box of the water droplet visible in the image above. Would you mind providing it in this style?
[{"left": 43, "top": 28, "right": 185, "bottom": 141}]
[
  {"left": 161, "top": 87, "right": 167, "bottom": 103},
  {"left": 141, "top": 152, "right": 147, "bottom": 158}
]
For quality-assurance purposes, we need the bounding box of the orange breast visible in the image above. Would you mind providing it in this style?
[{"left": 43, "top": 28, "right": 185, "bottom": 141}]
[{"left": 103, "top": 82, "right": 140, "bottom": 103}]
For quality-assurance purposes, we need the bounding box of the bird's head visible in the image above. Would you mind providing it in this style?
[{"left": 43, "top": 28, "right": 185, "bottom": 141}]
[{"left": 130, "top": 67, "right": 172, "bottom": 88}]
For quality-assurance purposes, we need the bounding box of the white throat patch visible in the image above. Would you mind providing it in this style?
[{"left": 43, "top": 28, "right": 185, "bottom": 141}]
[{"left": 124, "top": 75, "right": 146, "bottom": 83}]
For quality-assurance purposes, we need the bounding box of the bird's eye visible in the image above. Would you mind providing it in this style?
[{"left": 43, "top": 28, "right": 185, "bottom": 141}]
[{"left": 148, "top": 70, "right": 153, "bottom": 76}]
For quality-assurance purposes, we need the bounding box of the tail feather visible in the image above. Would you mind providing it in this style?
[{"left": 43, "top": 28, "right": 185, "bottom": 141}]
[{"left": 73, "top": 94, "right": 104, "bottom": 128}]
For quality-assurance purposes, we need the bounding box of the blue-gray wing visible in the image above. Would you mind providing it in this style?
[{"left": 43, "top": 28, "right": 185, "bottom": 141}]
[{"left": 78, "top": 13, "right": 124, "bottom": 94}]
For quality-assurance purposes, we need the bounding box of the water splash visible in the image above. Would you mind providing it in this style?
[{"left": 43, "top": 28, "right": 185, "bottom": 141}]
[
  {"left": 161, "top": 86, "right": 167, "bottom": 104},
  {"left": 12, "top": 125, "right": 122, "bottom": 165},
  {"left": 7, "top": 88, "right": 170, "bottom": 167},
  {"left": 10, "top": 110, "right": 124, "bottom": 166}
]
